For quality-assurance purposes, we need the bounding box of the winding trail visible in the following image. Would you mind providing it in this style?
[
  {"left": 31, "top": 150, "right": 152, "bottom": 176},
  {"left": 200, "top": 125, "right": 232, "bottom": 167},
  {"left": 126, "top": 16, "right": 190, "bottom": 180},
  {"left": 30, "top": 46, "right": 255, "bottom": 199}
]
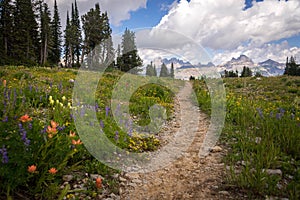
[{"left": 119, "top": 82, "right": 234, "bottom": 199}]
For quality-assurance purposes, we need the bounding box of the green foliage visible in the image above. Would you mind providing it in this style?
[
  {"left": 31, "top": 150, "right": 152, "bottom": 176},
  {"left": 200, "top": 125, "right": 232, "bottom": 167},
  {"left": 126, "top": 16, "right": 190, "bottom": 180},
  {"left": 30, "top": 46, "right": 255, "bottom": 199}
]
[
  {"left": 117, "top": 28, "right": 143, "bottom": 74},
  {"left": 146, "top": 62, "right": 157, "bottom": 77},
  {"left": 81, "top": 4, "right": 114, "bottom": 70},
  {"left": 48, "top": 0, "right": 62, "bottom": 66},
  {"left": 284, "top": 56, "right": 300, "bottom": 76},
  {"left": 193, "top": 76, "right": 300, "bottom": 199},
  {"left": 224, "top": 70, "right": 239, "bottom": 77},
  {"left": 240, "top": 66, "right": 253, "bottom": 77},
  {"left": 128, "top": 132, "right": 160, "bottom": 152},
  {"left": 159, "top": 63, "right": 169, "bottom": 77}
]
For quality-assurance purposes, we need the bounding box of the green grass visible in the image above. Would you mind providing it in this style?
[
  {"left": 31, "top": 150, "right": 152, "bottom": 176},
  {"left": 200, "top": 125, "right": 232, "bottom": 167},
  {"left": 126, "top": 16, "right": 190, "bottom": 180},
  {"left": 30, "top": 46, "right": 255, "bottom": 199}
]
[
  {"left": 193, "top": 76, "right": 300, "bottom": 199},
  {"left": 0, "top": 66, "right": 179, "bottom": 199}
]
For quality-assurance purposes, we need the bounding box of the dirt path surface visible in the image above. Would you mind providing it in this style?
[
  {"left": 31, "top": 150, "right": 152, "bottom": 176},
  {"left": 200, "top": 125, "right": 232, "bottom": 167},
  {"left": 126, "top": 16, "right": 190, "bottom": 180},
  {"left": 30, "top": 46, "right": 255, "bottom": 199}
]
[{"left": 119, "top": 82, "right": 235, "bottom": 200}]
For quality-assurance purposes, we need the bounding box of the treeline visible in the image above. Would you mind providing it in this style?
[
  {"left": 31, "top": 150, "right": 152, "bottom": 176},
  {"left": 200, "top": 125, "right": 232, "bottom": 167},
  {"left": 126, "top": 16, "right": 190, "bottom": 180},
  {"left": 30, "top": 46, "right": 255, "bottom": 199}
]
[
  {"left": 145, "top": 62, "right": 175, "bottom": 78},
  {"left": 0, "top": 0, "right": 143, "bottom": 73},
  {"left": 223, "top": 66, "right": 259, "bottom": 78},
  {"left": 0, "top": 0, "right": 61, "bottom": 66},
  {"left": 284, "top": 56, "right": 300, "bottom": 76}
]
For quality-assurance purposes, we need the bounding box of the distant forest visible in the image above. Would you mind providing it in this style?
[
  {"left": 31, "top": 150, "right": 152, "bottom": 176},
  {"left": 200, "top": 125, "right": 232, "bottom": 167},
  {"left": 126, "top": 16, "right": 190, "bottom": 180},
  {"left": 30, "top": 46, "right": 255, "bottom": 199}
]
[{"left": 0, "top": 0, "right": 142, "bottom": 73}]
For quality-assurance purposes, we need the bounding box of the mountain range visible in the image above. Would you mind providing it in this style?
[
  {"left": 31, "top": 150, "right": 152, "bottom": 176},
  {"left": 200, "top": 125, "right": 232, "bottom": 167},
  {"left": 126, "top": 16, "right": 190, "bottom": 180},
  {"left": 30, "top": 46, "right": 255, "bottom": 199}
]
[{"left": 152, "top": 55, "right": 286, "bottom": 79}]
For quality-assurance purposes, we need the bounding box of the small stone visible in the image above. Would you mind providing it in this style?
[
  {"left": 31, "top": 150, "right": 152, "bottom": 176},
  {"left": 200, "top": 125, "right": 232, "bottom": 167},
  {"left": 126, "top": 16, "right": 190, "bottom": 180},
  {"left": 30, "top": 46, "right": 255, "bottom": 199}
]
[
  {"left": 255, "top": 137, "right": 262, "bottom": 144},
  {"left": 90, "top": 174, "right": 103, "bottom": 180},
  {"left": 62, "top": 175, "right": 73, "bottom": 182},
  {"left": 126, "top": 173, "right": 140, "bottom": 179},
  {"left": 210, "top": 146, "right": 222, "bottom": 153},
  {"left": 132, "top": 179, "right": 142, "bottom": 184},
  {"left": 219, "top": 191, "right": 230, "bottom": 195},
  {"left": 264, "top": 169, "right": 282, "bottom": 176},
  {"left": 119, "top": 177, "right": 127, "bottom": 182}
]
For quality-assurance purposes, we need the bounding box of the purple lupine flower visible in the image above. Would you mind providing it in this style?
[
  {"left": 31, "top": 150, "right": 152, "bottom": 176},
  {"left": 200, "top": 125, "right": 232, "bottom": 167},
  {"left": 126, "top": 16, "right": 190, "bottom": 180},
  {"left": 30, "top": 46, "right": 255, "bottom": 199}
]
[
  {"left": 114, "top": 131, "right": 119, "bottom": 142},
  {"left": 35, "top": 86, "right": 39, "bottom": 93},
  {"left": 256, "top": 108, "right": 264, "bottom": 118},
  {"left": 28, "top": 123, "right": 33, "bottom": 130},
  {"left": 7, "top": 89, "right": 11, "bottom": 101},
  {"left": 29, "top": 85, "right": 32, "bottom": 92},
  {"left": 18, "top": 123, "right": 30, "bottom": 146},
  {"left": 105, "top": 106, "right": 110, "bottom": 117},
  {"left": 24, "top": 139, "right": 30, "bottom": 147},
  {"left": 2, "top": 116, "right": 8, "bottom": 122},
  {"left": 58, "top": 82, "right": 63, "bottom": 91},
  {"left": 276, "top": 113, "right": 283, "bottom": 120},
  {"left": 40, "top": 95, "right": 43, "bottom": 102},
  {"left": 41, "top": 125, "right": 47, "bottom": 134},
  {"left": 100, "top": 120, "right": 104, "bottom": 128},
  {"left": 50, "top": 82, "right": 53, "bottom": 88},
  {"left": 80, "top": 107, "right": 86, "bottom": 117},
  {"left": 270, "top": 111, "right": 274, "bottom": 118},
  {"left": 279, "top": 108, "right": 285, "bottom": 114},
  {"left": 95, "top": 103, "right": 99, "bottom": 111},
  {"left": 13, "top": 89, "right": 17, "bottom": 106},
  {"left": 57, "top": 125, "right": 66, "bottom": 131},
  {"left": 0, "top": 146, "right": 9, "bottom": 164}
]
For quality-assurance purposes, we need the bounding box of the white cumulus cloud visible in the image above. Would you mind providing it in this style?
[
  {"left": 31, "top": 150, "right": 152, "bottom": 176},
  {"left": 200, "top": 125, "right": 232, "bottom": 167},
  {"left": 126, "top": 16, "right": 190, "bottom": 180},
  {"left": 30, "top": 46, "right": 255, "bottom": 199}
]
[
  {"left": 46, "top": 0, "right": 147, "bottom": 27},
  {"left": 154, "top": 0, "right": 300, "bottom": 50}
]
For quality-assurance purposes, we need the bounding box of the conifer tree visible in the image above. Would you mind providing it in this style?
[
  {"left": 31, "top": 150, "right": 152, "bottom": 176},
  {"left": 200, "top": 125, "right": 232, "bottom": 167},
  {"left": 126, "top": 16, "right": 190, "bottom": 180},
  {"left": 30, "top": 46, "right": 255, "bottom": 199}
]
[
  {"left": 13, "top": 0, "right": 39, "bottom": 65},
  {"left": 170, "top": 62, "right": 175, "bottom": 78},
  {"left": 64, "top": 11, "right": 72, "bottom": 67},
  {"left": 0, "top": 0, "right": 14, "bottom": 64},
  {"left": 82, "top": 3, "right": 114, "bottom": 70},
  {"left": 118, "top": 28, "right": 143, "bottom": 74},
  {"left": 49, "top": 0, "right": 61, "bottom": 66},
  {"left": 160, "top": 63, "right": 169, "bottom": 77},
  {"left": 39, "top": 2, "right": 52, "bottom": 66},
  {"left": 72, "top": 0, "right": 82, "bottom": 67}
]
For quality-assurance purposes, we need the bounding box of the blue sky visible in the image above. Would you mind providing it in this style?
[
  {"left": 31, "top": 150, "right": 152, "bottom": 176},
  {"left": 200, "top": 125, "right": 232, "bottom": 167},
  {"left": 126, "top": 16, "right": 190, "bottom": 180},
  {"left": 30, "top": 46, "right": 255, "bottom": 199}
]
[
  {"left": 49, "top": 0, "right": 300, "bottom": 64},
  {"left": 111, "top": 0, "right": 175, "bottom": 34}
]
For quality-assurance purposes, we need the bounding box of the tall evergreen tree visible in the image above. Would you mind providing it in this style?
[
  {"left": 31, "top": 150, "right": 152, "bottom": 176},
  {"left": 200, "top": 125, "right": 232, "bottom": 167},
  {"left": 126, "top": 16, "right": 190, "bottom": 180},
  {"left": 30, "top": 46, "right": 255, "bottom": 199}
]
[
  {"left": 82, "top": 3, "right": 114, "bottom": 70},
  {"left": 39, "top": 1, "right": 52, "bottom": 66},
  {"left": 241, "top": 66, "right": 252, "bottom": 77},
  {"left": 49, "top": 0, "right": 61, "bottom": 66},
  {"left": 64, "top": 11, "right": 74, "bottom": 67},
  {"left": 72, "top": 0, "right": 82, "bottom": 67},
  {"left": 0, "top": 0, "right": 14, "bottom": 64},
  {"left": 13, "top": 0, "right": 39, "bottom": 65},
  {"left": 146, "top": 61, "right": 156, "bottom": 76},
  {"left": 170, "top": 62, "right": 175, "bottom": 78},
  {"left": 284, "top": 56, "right": 300, "bottom": 76},
  {"left": 160, "top": 63, "right": 169, "bottom": 77},
  {"left": 118, "top": 28, "right": 142, "bottom": 74}
]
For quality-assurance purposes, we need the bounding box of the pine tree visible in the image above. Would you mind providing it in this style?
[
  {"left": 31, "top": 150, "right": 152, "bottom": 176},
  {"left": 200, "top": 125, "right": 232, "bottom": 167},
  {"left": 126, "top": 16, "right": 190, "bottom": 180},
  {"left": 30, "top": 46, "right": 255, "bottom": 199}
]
[
  {"left": 241, "top": 66, "right": 252, "bottom": 77},
  {"left": 160, "top": 63, "right": 169, "bottom": 77},
  {"left": 170, "top": 62, "right": 175, "bottom": 78},
  {"left": 153, "top": 65, "right": 157, "bottom": 76},
  {"left": 81, "top": 3, "right": 114, "bottom": 70},
  {"left": 146, "top": 61, "right": 156, "bottom": 76},
  {"left": 72, "top": 0, "right": 82, "bottom": 67},
  {"left": 284, "top": 56, "right": 300, "bottom": 76},
  {"left": 0, "top": 0, "right": 14, "bottom": 64},
  {"left": 49, "top": 0, "right": 61, "bottom": 66},
  {"left": 13, "top": 0, "right": 39, "bottom": 65},
  {"left": 64, "top": 11, "right": 74, "bottom": 67},
  {"left": 39, "top": 1, "right": 52, "bottom": 66},
  {"left": 118, "top": 28, "right": 143, "bottom": 74}
]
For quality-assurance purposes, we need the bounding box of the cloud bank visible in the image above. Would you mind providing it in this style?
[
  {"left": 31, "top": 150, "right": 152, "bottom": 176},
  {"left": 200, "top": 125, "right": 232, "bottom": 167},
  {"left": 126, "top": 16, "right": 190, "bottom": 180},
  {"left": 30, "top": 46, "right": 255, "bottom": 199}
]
[
  {"left": 46, "top": 0, "right": 147, "bottom": 26},
  {"left": 145, "top": 0, "right": 300, "bottom": 64}
]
